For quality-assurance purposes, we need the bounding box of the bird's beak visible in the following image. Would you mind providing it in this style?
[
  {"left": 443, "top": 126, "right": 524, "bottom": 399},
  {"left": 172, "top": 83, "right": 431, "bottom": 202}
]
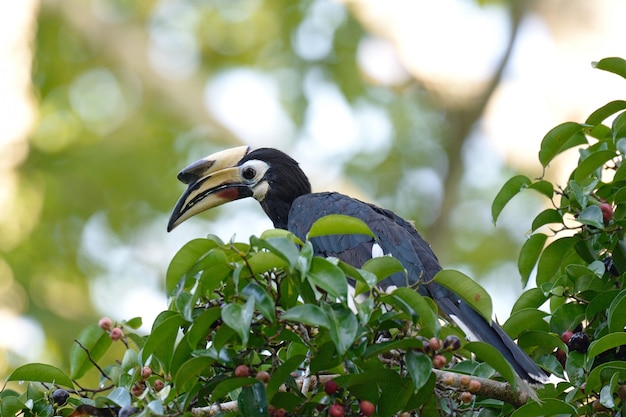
[{"left": 167, "top": 146, "right": 252, "bottom": 231}]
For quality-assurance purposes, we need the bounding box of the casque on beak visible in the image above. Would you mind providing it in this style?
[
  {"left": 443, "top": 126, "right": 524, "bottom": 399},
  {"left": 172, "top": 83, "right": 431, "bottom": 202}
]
[{"left": 167, "top": 146, "right": 252, "bottom": 231}]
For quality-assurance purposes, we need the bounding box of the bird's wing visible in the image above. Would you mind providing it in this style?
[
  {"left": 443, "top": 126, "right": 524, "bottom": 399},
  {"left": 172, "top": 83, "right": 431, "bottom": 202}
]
[{"left": 288, "top": 192, "right": 548, "bottom": 383}]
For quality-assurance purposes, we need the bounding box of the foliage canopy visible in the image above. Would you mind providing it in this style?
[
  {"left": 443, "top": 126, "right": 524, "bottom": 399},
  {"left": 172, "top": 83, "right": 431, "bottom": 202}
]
[{"left": 5, "top": 57, "right": 626, "bottom": 416}]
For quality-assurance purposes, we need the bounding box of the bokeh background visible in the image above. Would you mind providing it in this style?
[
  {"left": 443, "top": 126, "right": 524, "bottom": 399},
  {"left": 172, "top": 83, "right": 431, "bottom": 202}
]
[{"left": 1, "top": 0, "right": 625, "bottom": 378}]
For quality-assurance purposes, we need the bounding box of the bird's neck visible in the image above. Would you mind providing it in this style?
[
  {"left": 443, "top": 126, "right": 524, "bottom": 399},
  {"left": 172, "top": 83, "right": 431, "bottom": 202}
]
[{"left": 261, "top": 198, "right": 292, "bottom": 230}]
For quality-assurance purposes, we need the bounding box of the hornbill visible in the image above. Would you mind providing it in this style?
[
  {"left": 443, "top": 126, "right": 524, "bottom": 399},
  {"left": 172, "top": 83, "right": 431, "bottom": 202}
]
[{"left": 167, "top": 146, "right": 548, "bottom": 384}]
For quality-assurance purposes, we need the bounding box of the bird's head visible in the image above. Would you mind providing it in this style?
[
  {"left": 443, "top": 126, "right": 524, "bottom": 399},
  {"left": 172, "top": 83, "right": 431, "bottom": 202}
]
[{"left": 167, "top": 146, "right": 311, "bottom": 231}]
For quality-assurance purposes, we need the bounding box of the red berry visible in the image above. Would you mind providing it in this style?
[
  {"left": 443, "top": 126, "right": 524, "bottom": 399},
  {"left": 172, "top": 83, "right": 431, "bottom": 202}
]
[
  {"left": 601, "top": 203, "right": 614, "bottom": 224},
  {"left": 561, "top": 331, "right": 574, "bottom": 344},
  {"left": 140, "top": 366, "right": 152, "bottom": 379},
  {"left": 459, "top": 375, "right": 471, "bottom": 389},
  {"left": 235, "top": 365, "right": 250, "bottom": 377},
  {"left": 428, "top": 337, "right": 441, "bottom": 351},
  {"left": 468, "top": 379, "right": 481, "bottom": 393},
  {"left": 618, "top": 384, "right": 626, "bottom": 399},
  {"left": 274, "top": 408, "right": 286, "bottom": 417},
  {"left": 329, "top": 404, "right": 344, "bottom": 417},
  {"left": 555, "top": 349, "right": 566, "bottom": 366},
  {"left": 460, "top": 391, "right": 473, "bottom": 404},
  {"left": 131, "top": 381, "right": 145, "bottom": 397},
  {"left": 110, "top": 327, "right": 124, "bottom": 341},
  {"left": 256, "top": 370, "right": 271, "bottom": 383},
  {"left": 359, "top": 400, "right": 375, "bottom": 416},
  {"left": 324, "top": 379, "right": 339, "bottom": 395},
  {"left": 153, "top": 379, "right": 164, "bottom": 392},
  {"left": 432, "top": 355, "right": 447, "bottom": 369},
  {"left": 98, "top": 317, "right": 112, "bottom": 331}
]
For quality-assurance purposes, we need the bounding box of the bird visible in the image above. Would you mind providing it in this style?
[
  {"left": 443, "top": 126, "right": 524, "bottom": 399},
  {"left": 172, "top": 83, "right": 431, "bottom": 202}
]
[{"left": 167, "top": 145, "right": 548, "bottom": 385}]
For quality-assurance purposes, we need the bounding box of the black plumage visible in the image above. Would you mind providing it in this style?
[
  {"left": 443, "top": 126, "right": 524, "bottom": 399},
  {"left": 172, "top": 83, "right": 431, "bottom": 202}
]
[{"left": 169, "top": 147, "right": 548, "bottom": 384}]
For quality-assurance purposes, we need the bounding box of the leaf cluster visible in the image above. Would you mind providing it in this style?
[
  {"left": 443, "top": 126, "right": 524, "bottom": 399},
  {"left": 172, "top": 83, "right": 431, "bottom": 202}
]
[{"left": 492, "top": 57, "right": 626, "bottom": 415}]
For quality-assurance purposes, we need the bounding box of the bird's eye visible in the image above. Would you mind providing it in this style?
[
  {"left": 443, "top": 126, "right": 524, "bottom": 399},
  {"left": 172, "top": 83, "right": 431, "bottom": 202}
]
[{"left": 242, "top": 167, "right": 256, "bottom": 180}]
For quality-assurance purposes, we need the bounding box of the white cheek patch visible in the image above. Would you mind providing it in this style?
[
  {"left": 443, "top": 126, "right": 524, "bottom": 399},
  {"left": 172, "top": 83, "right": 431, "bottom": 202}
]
[{"left": 253, "top": 181, "right": 269, "bottom": 201}]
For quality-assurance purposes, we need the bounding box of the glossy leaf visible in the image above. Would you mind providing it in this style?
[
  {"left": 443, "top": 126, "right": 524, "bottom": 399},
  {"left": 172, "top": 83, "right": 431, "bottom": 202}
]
[
  {"left": 538, "top": 122, "right": 587, "bottom": 167},
  {"left": 433, "top": 270, "right": 492, "bottom": 323},
  {"left": 307, "top": 257, "right": 347, "bottom": 301},
  {"left": 502, "top": 308, "right": 549, "bottom": 339},
  {"left": 70, "top": 325, "right": 112, "bottom": 380},
  {"left": 518, "top": 233, "right": 548, "bottom": 286},
  {"left": 527, "top": 180, "right": 554, "bottom": 198},
  {"left": 491, "top": 175, "right": 531, "bottom": 224},
  {"left": 211, "top": 377, "right": 258, "bottom": 401},
  {"left": 389, "top": 287, "right": 439, "bottom": 336},
  {"left": 166, "top": 238, "right": 217, "bottom": 294},
  {"left": 574, "top": 150, "right": 616, "bottom": 181},
  {"left": 361, "top": 256, "right": 406, "bottom": 284},
  {"left": 323, "top": 303, "right": 358, "bottom": 355},
  {"left": 222, "top": 297, "right": 255, "bottom": 346},
  {"left": 565, "top": 351, "right": 586, "bottom": 386},
  {"left": 238, "top": 382, "right": 269, "bottom": 417},
  {"left": 282, "top": 305, "right": 330, "bottom": 328},
  {"left": 405, "top": 351, "right": 432, "bottom": 392},
  {"left": 266, "top": 355, "right": 306, "bottom": 400},
  {"left": 307, "top": 214, "right": 375, "bottom": 239},
  {"left": 586, "top": 100, "right": 626, "bottom": 125},
  {"left": 608, "top": 290, "right": 626, "bottom": 332},
  {"left": 463, "top": 342, "right": 517, "bottom": 387},
  {"left": 242, "top": 281, "right": 276, "bottom": 323},
  {"left": 536, "top": 236, "right": 578, "bottom": 285},
  {"left": 6, "top": 363, "right": 73, "bottom": 388},
  {"left": 588, "top": 333, "right": 626, "bottom": 363},
  {"left": 531, "top": 209, "right": 563, "bottom": 232},
  {"left": 510, "top": 287, "right": 548, "bottom": 314},
  {"left": 593, "top": 57, "right": 626, "bottom": 79},
  {"left": 141, "top": 311, "right": 186, "bottom": 372},
  {"left": 510, "top": 399, "right": 576, "bottom": 417},
  {"left": 586, "top": 361, "right": 626, "bottom": 393}
]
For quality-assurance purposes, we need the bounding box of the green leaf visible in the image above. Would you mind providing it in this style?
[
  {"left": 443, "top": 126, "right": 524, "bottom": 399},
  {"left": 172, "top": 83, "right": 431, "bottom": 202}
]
[
  {"left": 307, "top": 214, "right": 375, "bottom": 239},
  {"left": 250, "top": 236, "right": 300, "bottom": 268},
  {"left": 238, "top": 382, "right": 269, "bottom": 417},
  {"left": 577, "top": 205, "right": 605, "bottom": 228},
  {"left": 510, "top": 287, "right": 548, "bottom": 315},
  {"left": 142, "top": 311, "right": 186, "bottom": 373},
  {"left": 70, "top": 325, "right": 113, "bottom": 380},
  {"left": 266, "top": 355, "right": 306, "bottom": 400},
  {"left": 174, "top": 357, "right": 216, "bottom": 393},
  {"left": 593, "top": 57, "right": 626, "bottom": 79},
  {"left": 527, "top": 180, "right": 554, "bottom": 198},
  {"left": 588, "top": 333, "right": 626, "bottom": 363},
  {"left": 565, "top": 351, "right": 586, "bottom": 386},
  {"left": 323, "top": 303, "right": 358, "bottom": 355},
  {"left": 536, "top": 236, "right": 578, "bottom": 285},
  {"left": 405, "top": 351, "right": 432, "bottom": 392},
  {"left": 363, "top": 339, "right": 427, "bottom": 359},
  {"left": 5, "top": 363, "right": 73, "bottom": 388},
  {"left": 0, "top": 396, "right": 27, "bottom": 417},
  {"left": 491, "top": 175, "right": 531, "bottom": 224},
  {"left": 586, "top": 361, "right": 626, "bottom": 393},
  {"left": 531, "top": 209, "right": 563, "bottom": 232},
  {"left": 502, "top": 308, "right": 549, "bottom": 339},
  {"left": 518, "top": 233, "right": 547, "bottom": 286},
  {"left": 307, "top": 257, "right": 347, "bottom": 301},
  {"left": 538, "top": 122, "right": 587, "bottom": 167},
  {"left": 123, "top": 317, "right": 143, "bottom": 330},
  {"left": 211, "top": 377, "right": 258, "bottom": 401},
  {"left": 166, "top": 238, "right": 218, "bottom": 294},
  {"left": 550, "top": 303, "right": 586, "bottom": 335},
  {"left": 108, "top": 387, "right": 131, "bottom": 407},
  {"left": 242, "top": 281, "right": 276, "bottom": 323},
  {"left": 222, "top": 297, "right": 255, "bottom": 346},
  {"left": 510, "top": 398, "right": 576, "bottom": 417},
  {"left": 608, "top": 289, "right": 626, "bottom": 333},
  {"left": 463, "top": 342, "right": 517, "bottom": 387},
  {"left": 517, "top": 330, "right": 567, "bottom": 352},
  {"left": 361, "top": 256, "right": 406, "bottom": 284},
  {"left": 378, "top": 376, "right": 414, "bottom": 417},
  {"left": 575, "top": 150, "right": 617, "bottom": 181},
  {"left": 586, "top": 100, "right": 626, "bottom": 125},
  {"left": 282, "top": 305, "right": 330, "bottom": 328},
  {"left": 388, "top": 287, "right": 439, "bottom": 337},
  {"left": 433, "top": 270, "right": 492, "bottom": 323}
]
